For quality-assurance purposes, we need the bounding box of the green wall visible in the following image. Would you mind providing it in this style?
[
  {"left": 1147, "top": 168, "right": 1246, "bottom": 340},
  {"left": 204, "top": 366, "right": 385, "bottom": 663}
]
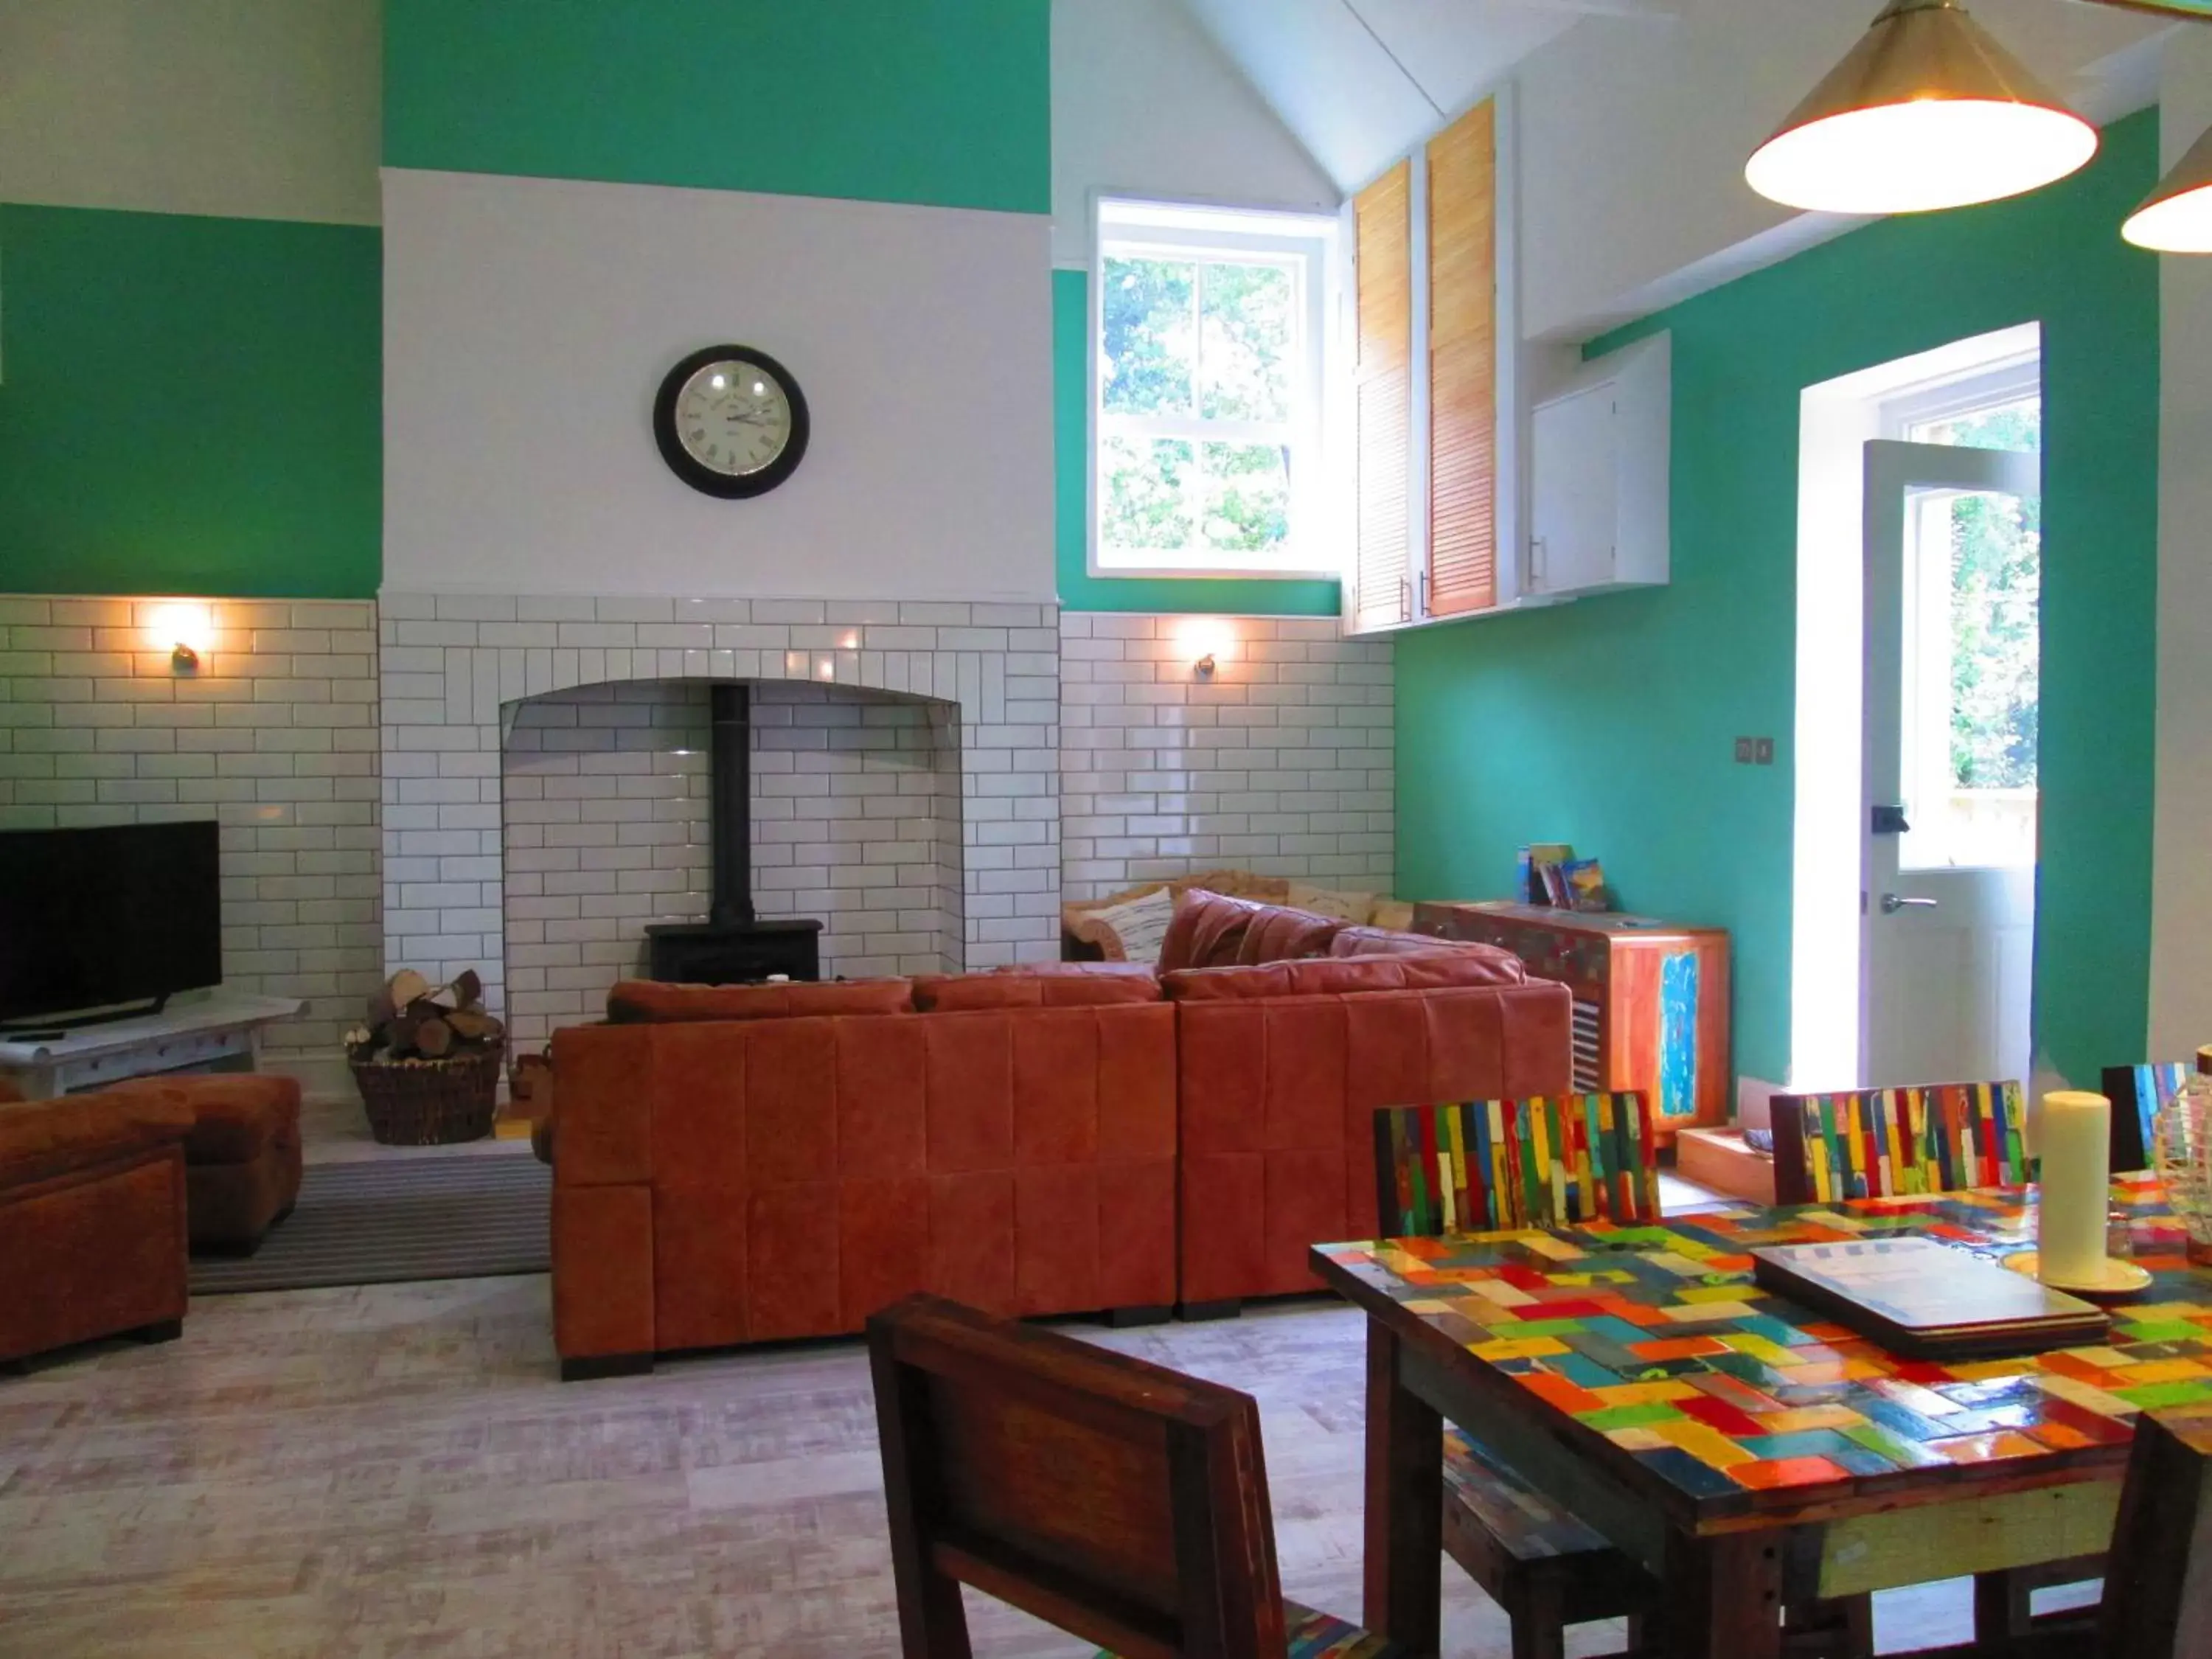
[
  {"left": 1052, "top": 268, "right": 1343, "bottom": 616},
  {"left": 384, "top": 0, "right": 1051, "bottom": 215},
  {"left": 1395, "top": 111, "right": 2161, "bottom": 1089},
  {"left": 0, "top": 204, "right": 383, "bottom": 599}
]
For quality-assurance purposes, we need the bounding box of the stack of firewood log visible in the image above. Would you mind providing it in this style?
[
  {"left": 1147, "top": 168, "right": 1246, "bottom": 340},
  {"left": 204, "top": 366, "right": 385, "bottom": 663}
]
[{"left": 344, "top": 969, "right": 504, "bottom": 1063}]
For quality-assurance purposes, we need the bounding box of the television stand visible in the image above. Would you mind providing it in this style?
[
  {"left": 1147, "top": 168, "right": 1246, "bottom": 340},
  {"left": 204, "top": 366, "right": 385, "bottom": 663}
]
[
  {"left": 0, "top": 993, "right": 171, "bottom": 1038},
  {"left": 0, "top": 992, "right": 304, "bottom": 1100}
]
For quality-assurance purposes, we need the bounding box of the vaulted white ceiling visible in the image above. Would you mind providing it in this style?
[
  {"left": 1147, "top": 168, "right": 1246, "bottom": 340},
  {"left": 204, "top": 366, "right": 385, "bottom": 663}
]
[{"left": 1177, "top": 0, "right": 1677, "bottom": 192}]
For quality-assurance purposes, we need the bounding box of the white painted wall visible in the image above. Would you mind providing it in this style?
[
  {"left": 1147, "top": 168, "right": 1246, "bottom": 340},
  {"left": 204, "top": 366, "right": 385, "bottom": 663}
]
[
  {"left": 1178, "top": 0, "right": 1586, "bottom": 195},
  {"left": 1051, "top": 0, "right": 1335, "bottom": 268},
  {"left": 2150, "top": 31, "right": 2212, "bottom": 1060},
  {"left": 0, "top": 0, "right": 381, "bottom": 224},
  {"left": 382, "top": 169, "right": 1056, "bottom": 602},
  {"left": 1514, "top": 0, "right": 2166, "bottom": 341}
]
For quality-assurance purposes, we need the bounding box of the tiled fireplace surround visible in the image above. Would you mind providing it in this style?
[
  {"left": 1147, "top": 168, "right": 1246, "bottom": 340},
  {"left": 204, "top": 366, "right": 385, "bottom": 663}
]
[
  {"left": 0, "top": 591, "right": 1391, "bottom": 1079},
  {"left": 379, "top": 594, "right": 1066, "bottom": 1043}
]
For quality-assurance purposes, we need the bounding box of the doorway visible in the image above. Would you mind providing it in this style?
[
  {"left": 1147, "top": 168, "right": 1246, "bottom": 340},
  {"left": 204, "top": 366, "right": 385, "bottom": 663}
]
[
  {"left": 1790, "top": 325, "right": 2042, "bottom": 1092},
  {"left": 1861, "top": 439, "right": 2040, "bottom": 1087}
]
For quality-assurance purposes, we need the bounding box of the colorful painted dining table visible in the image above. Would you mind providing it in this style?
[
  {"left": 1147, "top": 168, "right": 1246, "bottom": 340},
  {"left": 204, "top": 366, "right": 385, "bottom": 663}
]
[{"left": 1311, "top": 1175, "right": 2211, "bottom": 1659}]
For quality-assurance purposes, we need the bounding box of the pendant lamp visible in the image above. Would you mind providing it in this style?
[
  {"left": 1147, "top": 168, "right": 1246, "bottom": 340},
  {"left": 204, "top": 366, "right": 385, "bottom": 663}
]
[
  {"left": 1746, "top": 0, "right": 2099, "bottom": 215},
  {"left": 2124, "top": 124, "right": 2212, "bottom": 253}
]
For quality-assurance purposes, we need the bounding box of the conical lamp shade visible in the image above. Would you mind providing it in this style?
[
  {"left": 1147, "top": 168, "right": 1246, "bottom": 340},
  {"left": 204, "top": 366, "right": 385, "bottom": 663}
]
[
  {"left": 2124, "top": 124, "right": 2212, "bottom": 254},
  {"left": 1746, "top": 0, "right": 2098, "bottom": 215}
]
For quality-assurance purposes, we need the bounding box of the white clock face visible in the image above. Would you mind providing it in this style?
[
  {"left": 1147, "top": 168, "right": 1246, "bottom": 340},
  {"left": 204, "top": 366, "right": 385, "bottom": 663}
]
[{"left": 674, "top": 360, "right": 793, "bottom": 476}]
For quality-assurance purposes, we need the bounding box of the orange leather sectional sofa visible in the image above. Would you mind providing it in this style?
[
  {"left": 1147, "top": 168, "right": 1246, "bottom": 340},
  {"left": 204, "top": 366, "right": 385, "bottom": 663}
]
[{"left": 548, "top": 891, "right": 1570, "bottom": 1378}]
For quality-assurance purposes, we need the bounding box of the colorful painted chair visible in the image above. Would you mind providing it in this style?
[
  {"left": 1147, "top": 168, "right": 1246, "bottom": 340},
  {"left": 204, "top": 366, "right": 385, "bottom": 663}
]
[
  {"left": 1374, "top": 1092, "right": 1662, "bottom": 1238},
  {"left": 1767, "top": 1081, "right": 2029, "bottom": 1206},
  {"left": 2104, "top": 1062, "right": 2192, "bottom": 1174},
  {"left": 866, "top": 1293, "right": 1405, "bottom": 1659},
  {"left": 1902, "top": 1406, "right": 2212, "bottom": 1658},
  {"left": 1770, "top": 1078, "right": 2074, "bottom": 1646},
  {"left": 1374, "top": 1094, "right": 1660, "bottom": 1659}
]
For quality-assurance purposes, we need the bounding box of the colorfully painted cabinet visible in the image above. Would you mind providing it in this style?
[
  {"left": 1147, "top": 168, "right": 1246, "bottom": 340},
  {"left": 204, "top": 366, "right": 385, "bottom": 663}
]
[{"left": 1412, "top": 901, "right": 1729, "bottom": 1142}]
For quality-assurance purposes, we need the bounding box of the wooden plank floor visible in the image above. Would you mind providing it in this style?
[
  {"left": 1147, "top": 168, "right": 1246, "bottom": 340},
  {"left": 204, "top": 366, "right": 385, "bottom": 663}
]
[{"left": 0, "top": 1277, "right": 2045, "bottom": 1656}]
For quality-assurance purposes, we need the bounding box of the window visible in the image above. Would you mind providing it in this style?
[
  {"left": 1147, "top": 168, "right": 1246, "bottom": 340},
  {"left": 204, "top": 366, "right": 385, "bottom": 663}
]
[
  {"left": 1092, "top": 198, "right": 1335, "bottom": 576},
  {"left": 1884, "top": 353, "right": 2042, "bottom": 452}
]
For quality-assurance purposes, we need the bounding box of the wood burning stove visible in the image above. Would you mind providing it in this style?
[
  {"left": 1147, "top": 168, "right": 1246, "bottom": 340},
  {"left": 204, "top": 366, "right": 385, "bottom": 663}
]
[{"left": 643, "top": 684, "right": 822, "bottom": 984}]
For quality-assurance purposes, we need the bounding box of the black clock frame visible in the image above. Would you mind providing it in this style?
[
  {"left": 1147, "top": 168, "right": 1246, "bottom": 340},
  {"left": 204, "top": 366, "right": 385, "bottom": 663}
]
[{"left": 653, "top": 344, "right": 810, "bottom": 499}]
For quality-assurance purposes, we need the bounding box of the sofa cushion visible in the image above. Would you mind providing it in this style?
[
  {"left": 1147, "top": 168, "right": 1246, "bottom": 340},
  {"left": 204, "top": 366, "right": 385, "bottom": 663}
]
[
  {"left": 0, "top": 1090, "right": 195, "bottom": 1190},
  {"left": 914, "top": 971, "right": 1162, "bottom": 1011},
  {"left": 606, "top": 978, "right": 914, "bottom": 1024},
  {"left": 1331, "top": 928, "right": 1526, "bottom": 983},
  {"left": 1160, "top": 964, "right": 1297, "bottom": 1001},
  {"left": 990, "top": 961, "right": 1159, "bottom": 979},
  {"left": 1157, "top": 890, "right": 1345, "bottom": 973},
  {"left": 1164, "top": 951, "right": 1531, "bottom": 1002}
]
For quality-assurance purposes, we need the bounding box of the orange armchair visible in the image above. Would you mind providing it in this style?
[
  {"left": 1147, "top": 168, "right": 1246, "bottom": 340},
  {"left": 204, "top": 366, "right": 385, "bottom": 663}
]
[{"left": 0, "top": 1085, "right": 195, "bottom": 1366}]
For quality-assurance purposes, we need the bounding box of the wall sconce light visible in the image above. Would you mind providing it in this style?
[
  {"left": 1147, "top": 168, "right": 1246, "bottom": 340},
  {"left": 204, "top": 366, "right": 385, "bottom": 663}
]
[
  {"left": 147, "top": 602, "right": 213, "bottom": 673},
  {"left": 1174, "top": 617, "right": 1235, "bottom": 684}
]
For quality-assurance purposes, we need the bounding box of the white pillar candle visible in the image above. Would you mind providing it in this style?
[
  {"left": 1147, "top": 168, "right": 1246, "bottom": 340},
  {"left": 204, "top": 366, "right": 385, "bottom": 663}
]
[{"left": 2038, "top": 1090, "right": 2112, "bottom": 1285}]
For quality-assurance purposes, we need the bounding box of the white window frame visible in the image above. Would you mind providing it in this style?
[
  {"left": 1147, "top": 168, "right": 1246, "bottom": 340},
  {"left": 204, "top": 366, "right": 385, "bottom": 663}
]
[
  {"left": 1880, "top": 353, "right": 2042, "bottom": 444},
  {"left": 1089, "top": 195, "right": 1340, "bottom": 579}
]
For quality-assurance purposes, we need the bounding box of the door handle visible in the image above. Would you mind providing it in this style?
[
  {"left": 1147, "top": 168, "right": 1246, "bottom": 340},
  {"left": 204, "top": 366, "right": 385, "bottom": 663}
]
[{"left": 1880, "top": 894, "right": 1939, "bottom": 914}]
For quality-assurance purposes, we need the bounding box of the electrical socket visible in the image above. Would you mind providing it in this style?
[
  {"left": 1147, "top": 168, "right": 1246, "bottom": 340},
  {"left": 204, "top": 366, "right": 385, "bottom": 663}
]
[
  {"left": 1733, "top": 737, "right": 1754, "bottom": 764},
  {"left": 1754, "top": 737, "right": 1775, "bottom": 765}
]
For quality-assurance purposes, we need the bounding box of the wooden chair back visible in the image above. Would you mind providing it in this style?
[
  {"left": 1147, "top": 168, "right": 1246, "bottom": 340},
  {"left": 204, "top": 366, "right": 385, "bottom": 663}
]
[
  {"left": 867, "top": 1293, "right": 1287, "bottom": 1659},
  {"left": 2098, "top": 1407, "right": 2212, "bottom": 1658},
  {"left": 1767, "top": 1081, "right": 2028, "bottom": 1206},
  {"left": 2104, "top": 1062, "right": 2192, "bottom": 1175},
  {"left": 1374, "top": 1093, "right": 1660, "bottom": 1237}
]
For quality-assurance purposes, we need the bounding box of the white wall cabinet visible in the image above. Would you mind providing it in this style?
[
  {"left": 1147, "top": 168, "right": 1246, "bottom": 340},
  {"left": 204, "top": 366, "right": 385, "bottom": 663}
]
[{"left": 1526, "top": 331, "right": 1669, "bottom": 603}]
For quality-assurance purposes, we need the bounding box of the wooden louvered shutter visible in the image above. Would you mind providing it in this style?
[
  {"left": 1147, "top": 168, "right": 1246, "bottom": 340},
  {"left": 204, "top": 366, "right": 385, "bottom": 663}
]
[
  {"left": 1425, "top": 100, "right": 1498, "bottom": 617},
  {"left": 1352, "top": 161, "right": 1412, "bottom": 633}
]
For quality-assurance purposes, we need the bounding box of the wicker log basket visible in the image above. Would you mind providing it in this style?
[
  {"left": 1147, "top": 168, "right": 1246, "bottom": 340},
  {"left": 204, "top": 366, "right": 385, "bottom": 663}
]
[
  {"left": 350, "top": 1043, "right": 504, "bottom": 1146},
  {"left": 345, "top": 967, "right": 506, "bottom": 1147}
]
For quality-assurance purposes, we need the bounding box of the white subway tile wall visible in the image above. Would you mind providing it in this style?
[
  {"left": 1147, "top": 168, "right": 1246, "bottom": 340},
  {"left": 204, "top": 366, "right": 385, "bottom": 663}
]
[
  {"left": 380, "top": 594, "right": 1060, "bottom": 1020},
  {"left": 1059, "top": 614, "right": 1395, "bottom": 901},
  {"left": 0, "top": 596, "right": 1397, "bottom": 1070},
  {"left": 498, "top": 678, "right": 964, "bottom": 1048},
  {"left": 0, "top": 597, "right": 383, "bottom": 1059}
]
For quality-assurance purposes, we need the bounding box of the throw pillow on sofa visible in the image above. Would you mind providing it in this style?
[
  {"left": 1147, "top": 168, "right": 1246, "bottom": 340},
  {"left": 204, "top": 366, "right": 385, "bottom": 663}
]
[
  {"left": 1287, "top": 880, "right": 1376, "bottom": 923},
  {"left": 1156, "top": 889, "right": 1346, "bottom": 973},
  {"left": 1077, "top": 886, "right": 1176, "bottom": 966}
]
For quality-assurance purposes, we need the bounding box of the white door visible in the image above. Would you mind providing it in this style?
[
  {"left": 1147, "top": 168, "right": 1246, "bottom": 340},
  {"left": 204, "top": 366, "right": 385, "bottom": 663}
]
[{"left": 1862, "top": 439, "right": 2040, "bottom": 1088}]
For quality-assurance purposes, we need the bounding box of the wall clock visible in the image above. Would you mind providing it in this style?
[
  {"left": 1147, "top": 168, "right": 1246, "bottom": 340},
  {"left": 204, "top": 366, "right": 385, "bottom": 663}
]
[{"left": 653, "top": 344, "right": 810, "bottom": 498}]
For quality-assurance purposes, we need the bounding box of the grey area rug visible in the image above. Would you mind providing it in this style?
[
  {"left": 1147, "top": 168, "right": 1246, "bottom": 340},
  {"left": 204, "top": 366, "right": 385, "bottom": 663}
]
[{"left": 189, "top": 1152, "right": 551, "bottom": 1296}]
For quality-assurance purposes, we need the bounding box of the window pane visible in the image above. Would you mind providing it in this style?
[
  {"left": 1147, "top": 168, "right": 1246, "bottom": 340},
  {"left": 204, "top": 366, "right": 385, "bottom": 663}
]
[
  {"left": 1910, "top": 396, "right": 2040, "bottom": 454},
  {"left": 1899, "top": 488, "right": 2039, "bottom": 871},
  {"left": 1199, "top": 262, "right": 1294, "bottom": 422},
  {"left": 1102, "top": 435, "right": 1195, "bottom": 551},
  {"left": 1200, "top": 442, "right": 1290, "bottom": 554},
  {"left": 1101, "top": 257, "right": 1195, "bottom": 415}
]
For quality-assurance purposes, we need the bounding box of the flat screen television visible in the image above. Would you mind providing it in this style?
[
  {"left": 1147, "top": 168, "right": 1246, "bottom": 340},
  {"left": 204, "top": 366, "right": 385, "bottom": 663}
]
[{"left": 0, "top": 819, "right": 223, "bottom": 1026}]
